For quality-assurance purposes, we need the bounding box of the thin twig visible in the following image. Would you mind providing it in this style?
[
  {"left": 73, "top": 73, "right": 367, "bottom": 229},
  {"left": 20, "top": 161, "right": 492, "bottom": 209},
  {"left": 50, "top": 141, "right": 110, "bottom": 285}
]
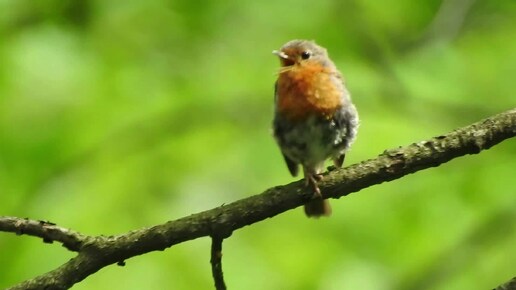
[
  {"left": 0, "top": 217, "right": 86, "bottom": 251},
  {"left": 210, "top": 236, "right": 226, "bottom": 290}
]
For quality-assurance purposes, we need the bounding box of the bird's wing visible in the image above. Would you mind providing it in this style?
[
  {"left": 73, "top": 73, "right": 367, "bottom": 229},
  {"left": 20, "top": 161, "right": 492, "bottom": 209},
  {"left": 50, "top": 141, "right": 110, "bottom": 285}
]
[{"left": 282, "top": 152, "right": 299, "bottom": 177}]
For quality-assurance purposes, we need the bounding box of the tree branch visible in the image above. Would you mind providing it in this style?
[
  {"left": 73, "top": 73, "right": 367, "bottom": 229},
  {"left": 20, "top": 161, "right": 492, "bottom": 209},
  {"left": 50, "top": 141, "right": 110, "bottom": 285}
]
[
  {"left": 0, "top": 217, "right": 86, "bottom": 251},
  {"left": 495, "top": 277, "right": 516, "bottom": 290},
  {"left": 210, "top": 236, "right": 227, "bottom": 290},
  {"left": 2, "top": 108, "right": 516, "bottom": 290}
]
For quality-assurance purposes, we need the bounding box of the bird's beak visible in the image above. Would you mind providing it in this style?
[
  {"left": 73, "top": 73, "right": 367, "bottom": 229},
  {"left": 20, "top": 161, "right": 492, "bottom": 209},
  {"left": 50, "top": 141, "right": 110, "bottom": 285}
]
[{"left": 272, "top": 50, "right": 289, "bottom": 59}]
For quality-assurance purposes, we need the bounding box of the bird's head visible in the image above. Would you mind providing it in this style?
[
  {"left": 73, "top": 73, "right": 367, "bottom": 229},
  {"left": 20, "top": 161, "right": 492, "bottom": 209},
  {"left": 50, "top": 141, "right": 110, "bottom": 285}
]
[{"left": 273, "top": 40, "right": 332, "bottom": 72}]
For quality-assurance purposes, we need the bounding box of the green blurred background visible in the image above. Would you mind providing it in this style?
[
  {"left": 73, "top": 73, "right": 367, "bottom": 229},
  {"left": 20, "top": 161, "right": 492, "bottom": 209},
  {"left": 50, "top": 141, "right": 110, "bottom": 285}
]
[{"left": 1, "top": 0, "right": 515, "bottom": 289}]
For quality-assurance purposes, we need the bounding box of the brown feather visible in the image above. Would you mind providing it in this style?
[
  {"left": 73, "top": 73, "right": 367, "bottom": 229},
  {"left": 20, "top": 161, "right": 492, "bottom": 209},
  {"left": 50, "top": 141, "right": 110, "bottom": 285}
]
[{"left": 304, "top": 198, "right": 332, "bottom": 217}]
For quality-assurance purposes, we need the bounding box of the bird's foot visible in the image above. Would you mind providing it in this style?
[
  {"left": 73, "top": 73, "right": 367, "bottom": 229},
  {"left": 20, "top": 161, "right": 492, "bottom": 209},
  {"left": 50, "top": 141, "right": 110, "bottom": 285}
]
[{"left": 305, "top": 173, "right": 323, "bottom": 198}]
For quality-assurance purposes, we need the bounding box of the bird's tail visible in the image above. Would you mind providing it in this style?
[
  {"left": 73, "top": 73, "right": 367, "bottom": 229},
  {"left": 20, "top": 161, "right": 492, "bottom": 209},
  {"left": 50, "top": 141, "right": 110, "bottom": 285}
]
[{"left": 304, "top": 198, "right": 332, "bottom": 217}]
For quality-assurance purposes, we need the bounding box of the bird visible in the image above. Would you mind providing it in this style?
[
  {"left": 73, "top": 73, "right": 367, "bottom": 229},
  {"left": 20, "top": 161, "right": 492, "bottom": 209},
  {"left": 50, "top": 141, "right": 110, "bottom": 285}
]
[{"left": 272, "top": 39, "right": 359, "bottom": 217}]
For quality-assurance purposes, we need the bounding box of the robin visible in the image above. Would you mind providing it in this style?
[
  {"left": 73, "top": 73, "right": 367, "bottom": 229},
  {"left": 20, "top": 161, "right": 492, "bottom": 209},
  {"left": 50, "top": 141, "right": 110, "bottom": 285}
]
[{"left": 272, "top": 39, "right": 359, "bottom": 217}]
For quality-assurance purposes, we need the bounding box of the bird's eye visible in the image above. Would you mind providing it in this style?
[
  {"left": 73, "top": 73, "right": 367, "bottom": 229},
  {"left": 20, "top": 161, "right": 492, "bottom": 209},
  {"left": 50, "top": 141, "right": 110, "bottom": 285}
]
[{"left": 301, "top": 51, "right": 311, "bottom": 60}]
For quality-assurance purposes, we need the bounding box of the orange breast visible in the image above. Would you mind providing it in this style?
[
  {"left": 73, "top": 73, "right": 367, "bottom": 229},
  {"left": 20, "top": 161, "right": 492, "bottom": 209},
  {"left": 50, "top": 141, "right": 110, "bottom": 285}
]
[{"left": 276, "top": 64, "right": 343, "bottom": 122}]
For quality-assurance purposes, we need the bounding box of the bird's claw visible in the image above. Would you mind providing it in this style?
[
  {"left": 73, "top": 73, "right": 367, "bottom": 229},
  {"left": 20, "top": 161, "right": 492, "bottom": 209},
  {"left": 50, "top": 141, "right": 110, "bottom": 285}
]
[{"left": 305, "top": 174, "right": 323, "bottom": 198}]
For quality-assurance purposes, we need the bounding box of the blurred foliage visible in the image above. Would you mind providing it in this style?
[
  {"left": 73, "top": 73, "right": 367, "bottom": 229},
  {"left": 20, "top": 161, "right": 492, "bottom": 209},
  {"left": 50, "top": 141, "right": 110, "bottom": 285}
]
[{"left": 1, "top": 0, "right": 516, "bottom": 289}]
